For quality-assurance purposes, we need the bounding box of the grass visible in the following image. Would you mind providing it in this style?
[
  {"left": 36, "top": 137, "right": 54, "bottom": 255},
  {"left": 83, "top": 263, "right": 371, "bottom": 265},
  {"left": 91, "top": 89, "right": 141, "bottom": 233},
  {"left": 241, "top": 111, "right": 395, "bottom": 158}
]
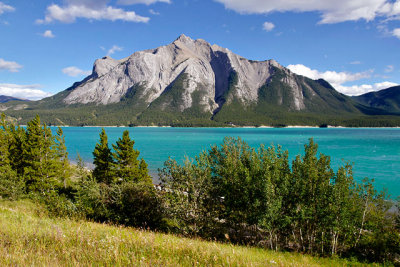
[{"left": 0, "top": 200, "right": 379, "bottom": 266}]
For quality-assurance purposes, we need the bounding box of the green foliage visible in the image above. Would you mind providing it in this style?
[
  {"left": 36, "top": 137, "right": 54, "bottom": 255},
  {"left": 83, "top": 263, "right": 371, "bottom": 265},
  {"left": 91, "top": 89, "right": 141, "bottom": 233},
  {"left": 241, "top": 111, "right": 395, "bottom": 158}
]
[
  {"left": 112, "top": 181, "right": 163, "bottom": 228},
  {"left": 1, "top": 113, "right": 399, "bottom": 264},
  {"left": 92, "top": 128, "right": 115, "bottom": 184},
  {"left": 55, "top": 127, "right": 70, "bottom": 188},
  {"left": 113, "top": 130, "right": 151, "bottom": 184},
  {"left": 160, "top": 137, "right": 400, "bottom": 263},
  {"left": 0, "top": 118, "right": 23, "bottom": 200},
  {"left": 159, "top": 155, "right": 217, "bottom": 237},
  {"left": 22, "top": 115, "right": 61, "bottom": 193}
]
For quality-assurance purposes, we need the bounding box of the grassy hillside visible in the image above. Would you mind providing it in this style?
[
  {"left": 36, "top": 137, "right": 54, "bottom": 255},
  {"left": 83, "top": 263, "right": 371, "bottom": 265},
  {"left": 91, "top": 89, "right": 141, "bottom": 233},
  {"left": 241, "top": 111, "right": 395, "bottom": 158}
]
[{"left": 0, "top": 200, "right": 377, "bottom": 266}]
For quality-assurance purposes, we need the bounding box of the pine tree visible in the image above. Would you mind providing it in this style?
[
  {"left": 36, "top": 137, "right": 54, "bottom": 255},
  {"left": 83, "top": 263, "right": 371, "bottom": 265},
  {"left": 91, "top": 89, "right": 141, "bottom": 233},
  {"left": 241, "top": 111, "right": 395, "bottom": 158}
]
[
  {"left": 1, "top": 114, "right": 25, "bottom": 176},
  {"left": 55, "top": 127, "right": 70, "bottom": 188},
  {"left": 0, "top": 124, "right": 23, "bottom": 199},
  {"left": 112, "top": 130, "right": 151, "bottom": 183},
  {"left": 23, "top": 115, "right": 60, "bottom": 193},
  {"left": 138, "top": 158, "right": 151, "bottom": 184},
  {"left": 23, "top": 115, "right": 46, "bottom": 192},
  {"left": 9, "top": 125, "right": 26, "bottom": 176},
  {"left": 93, "top": 128, "right": 114, "bottom": 184}
]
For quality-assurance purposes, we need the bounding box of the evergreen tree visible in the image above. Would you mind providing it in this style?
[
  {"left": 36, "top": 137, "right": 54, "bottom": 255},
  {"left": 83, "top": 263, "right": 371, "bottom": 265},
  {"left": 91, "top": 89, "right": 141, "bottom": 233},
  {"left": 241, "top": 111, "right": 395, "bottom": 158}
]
[
  {"left": 1, "top": 114, "right": 25, "bottom": 176},
  {"left": 23, "top": 115, "right": 59, "bottom": 193},
  {"left": 55, "top": 127, "right": 70, "bottom": 188},
  {"left": 93, "top": 128, "right": 114, "bottom": 184},
  {"left": 0, "top": 125, "right": 23, "bottom": 199},
  {"left": 112, "top": 130, "right": 151, "bottom": 183},
  {"left": 9, "top": 125, "right": 26, "bottom": 176}
]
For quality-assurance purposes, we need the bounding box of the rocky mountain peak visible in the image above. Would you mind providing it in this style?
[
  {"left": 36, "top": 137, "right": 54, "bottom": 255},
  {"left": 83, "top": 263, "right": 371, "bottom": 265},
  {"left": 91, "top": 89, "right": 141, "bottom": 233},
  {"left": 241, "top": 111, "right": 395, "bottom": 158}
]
[
  {"left": 92, "top": 56, "right": 121, "bottom": 78},
  {"left": 62, "top": 34, "right": 340, "bottom": 115}
]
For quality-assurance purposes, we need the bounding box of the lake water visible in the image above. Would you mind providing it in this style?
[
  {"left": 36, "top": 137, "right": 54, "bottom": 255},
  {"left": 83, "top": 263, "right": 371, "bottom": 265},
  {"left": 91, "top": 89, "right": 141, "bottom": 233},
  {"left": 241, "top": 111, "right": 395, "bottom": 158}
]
[{"left": 58, "top": 127, "right": 400, "bottom": 198}]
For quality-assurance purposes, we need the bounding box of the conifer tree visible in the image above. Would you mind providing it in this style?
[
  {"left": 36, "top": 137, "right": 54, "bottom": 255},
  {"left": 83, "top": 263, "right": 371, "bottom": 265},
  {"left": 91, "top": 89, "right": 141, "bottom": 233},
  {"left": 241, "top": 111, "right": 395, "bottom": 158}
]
[
  {"left": 1, "top": 114, "right": 25, "bottom": 176},
  {"left": 112, "top": 130, "right": 151, "bottom": 183},
  {"left": 9, "top": 125, "right": 26, "bottom": 176},
  {"left": 138, "top": 158, "right": 151, "bottom": 184},
  {"left": 0, "top": 125, "right": 23, "bottom": 199},
  {"left": 23, "top": 115, "right": 59, "bottom": 193},
  {"left": 23, "top": 115, "right": 46, "bottom": 191},
  {"left": 55, "top": 127, "right": 70, "bottom": 188},
  {"left": 93, "top": 128, "right": 114, "bottom": 184}
]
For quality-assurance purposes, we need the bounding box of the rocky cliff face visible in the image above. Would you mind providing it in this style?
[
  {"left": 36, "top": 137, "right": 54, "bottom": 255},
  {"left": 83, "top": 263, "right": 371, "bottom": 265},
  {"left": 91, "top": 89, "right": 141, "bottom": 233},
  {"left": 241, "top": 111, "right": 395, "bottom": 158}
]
[{"left": 63, "top": 34, "right": 308, "bottom": 113}]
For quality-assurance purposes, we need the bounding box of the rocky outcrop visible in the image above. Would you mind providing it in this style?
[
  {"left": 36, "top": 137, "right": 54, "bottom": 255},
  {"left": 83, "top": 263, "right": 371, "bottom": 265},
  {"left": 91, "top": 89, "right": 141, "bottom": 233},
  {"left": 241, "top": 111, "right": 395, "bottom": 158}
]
[{"left": 63, "top": 34, "right": 308, "bottom": 113}]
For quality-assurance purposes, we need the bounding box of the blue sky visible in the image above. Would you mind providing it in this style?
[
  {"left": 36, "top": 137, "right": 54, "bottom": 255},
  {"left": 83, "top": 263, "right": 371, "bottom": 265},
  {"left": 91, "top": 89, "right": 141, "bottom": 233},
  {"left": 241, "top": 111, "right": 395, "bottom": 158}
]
[{"left": 0, "top": 0, "right": 399, "bottom": 99}]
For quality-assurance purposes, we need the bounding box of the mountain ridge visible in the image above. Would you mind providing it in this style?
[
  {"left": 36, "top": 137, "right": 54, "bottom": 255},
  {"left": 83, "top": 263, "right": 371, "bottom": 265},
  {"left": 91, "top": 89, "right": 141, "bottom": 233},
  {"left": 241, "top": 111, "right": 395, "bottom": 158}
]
[
  {"left": 352, "top": 86, "right": 400, "bottom": 113},
  {"left": 2, "top": 35, "right": 400, "bottom": 127},
  {"left": 0, "top": 95, "right": 28, "bottom": 103}
]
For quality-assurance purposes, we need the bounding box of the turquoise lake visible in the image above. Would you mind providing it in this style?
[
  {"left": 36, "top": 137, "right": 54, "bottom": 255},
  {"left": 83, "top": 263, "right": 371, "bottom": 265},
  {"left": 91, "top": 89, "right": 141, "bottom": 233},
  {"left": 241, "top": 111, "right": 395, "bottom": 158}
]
[{"left": 58, "top": 127, "right": 400, "bottom": 198}]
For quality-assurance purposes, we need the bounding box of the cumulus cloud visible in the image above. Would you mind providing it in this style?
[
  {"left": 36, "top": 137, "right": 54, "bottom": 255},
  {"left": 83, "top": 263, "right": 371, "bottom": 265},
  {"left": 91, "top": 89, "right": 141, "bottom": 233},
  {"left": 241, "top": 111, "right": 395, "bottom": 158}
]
[
  {"left": 107, "top": 45, "right": 123, "bottom": 56},
  {"left": 286, "top": 64, "right": 397, "bottom": 95},
  {"left": 117, "top": 0, "right": 171, "bottom": 5},
  {"left": 37, "top": 0, "right": 149, "bottom": 24},
  {"left": 393, "top": 28, "right": 400, "bottom": 39},
  {"left": 0, "top": 84, "right": 52, "bottom": 100},
  {"left": 42, "top": 30, "right": 55, "bottom": 38},
  {"left": 287, "top": 64, "right": 372, "bottom": 85},
  {"left": 0, "top": 2, "right": 14, "bottom": 15},
  {"left": 214, "top": 0, "right": 400, "bottom": 24},
  {"left": 0, "top": 58, "right": 23, "bottom": 72},
  {"left": 62, "top": 66, "right": 91, "bottom": 77},
  {"left": 335, "top": 81, "right": 399, "bottom": 96},
  {"left": 262, "top": 21, "right": 275, "bottom": 32}
]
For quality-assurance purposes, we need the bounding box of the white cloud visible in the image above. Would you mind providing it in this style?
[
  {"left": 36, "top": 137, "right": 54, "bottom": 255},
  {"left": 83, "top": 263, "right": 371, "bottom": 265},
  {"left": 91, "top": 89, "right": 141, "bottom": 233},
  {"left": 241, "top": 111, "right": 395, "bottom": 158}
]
[
  {"left": 287, "top": 64, "right": 372, "bottom": 85},
  {"left": 384, "top": 65, "right": 394, "bottom": 73},
  {"left": 117, "top": 0, "right": 171, "bottom": 5},
  {"left": 107, "top": 45, "right": 123, "bottom": 56},
  {"left": 0, "top": 2, "right": 14, "bottom": 15},
  {"left": 149, "top": 9, "right": 160, "bottom": 15},
  {"left": 350, "top": 61, "right": 362, "bottom": 65},
  {"left": 37, "top": 2, "right": 149, "bottom": 24},
  {"left": 286, "top": 64, "right": 396, "bottom": 95},
  {"left": 262, "top": 21, "right": 275, "bottom": 32},
  {"left": 393, "top": 28, "right": 400, "bottom": 39},
  {"left": 336, "top": 81, "right": 399, "bottom": 96},
  {"left": 62, "top": 66, "right": 91, "bottom": 77},
  {"left": 0, "top": 84, "right": 52, "bottom": 100},
  {"left": 214, "top": 0, "right": 400, "bottom": 24},
  {"left": 42, "top": 30, "right": 55, "bottom": 38},
  {"left": 0, "top": 58, "right": 23, "bottom": 72}
]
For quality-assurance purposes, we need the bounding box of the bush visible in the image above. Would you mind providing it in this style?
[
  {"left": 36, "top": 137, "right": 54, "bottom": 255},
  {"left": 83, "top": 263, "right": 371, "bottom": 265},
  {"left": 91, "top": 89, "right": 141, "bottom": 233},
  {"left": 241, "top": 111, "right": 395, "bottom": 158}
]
[{"left": 113, "top": 182, "right": 163, "bottom": 229}]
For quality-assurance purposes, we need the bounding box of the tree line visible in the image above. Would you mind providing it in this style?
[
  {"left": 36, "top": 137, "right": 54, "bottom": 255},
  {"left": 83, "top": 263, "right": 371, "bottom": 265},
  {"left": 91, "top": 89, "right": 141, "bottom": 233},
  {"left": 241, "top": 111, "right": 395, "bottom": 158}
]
[{"left": 0, "top": 114, "right": 399, "bottom": 264}]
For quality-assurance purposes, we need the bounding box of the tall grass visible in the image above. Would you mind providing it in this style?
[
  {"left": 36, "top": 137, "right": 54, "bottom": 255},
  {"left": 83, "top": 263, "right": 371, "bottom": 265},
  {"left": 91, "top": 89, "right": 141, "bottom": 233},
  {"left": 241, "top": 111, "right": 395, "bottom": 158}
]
[{"left": 0, "top": 200, "right": 380, "bottom": 266}]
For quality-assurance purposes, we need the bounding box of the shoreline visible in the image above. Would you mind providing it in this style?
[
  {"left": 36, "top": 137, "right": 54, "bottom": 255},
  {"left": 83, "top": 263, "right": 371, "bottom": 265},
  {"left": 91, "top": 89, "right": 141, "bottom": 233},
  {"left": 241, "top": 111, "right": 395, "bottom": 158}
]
[{"left": 45, "top": 125, "right": 400, "bottom": 129}]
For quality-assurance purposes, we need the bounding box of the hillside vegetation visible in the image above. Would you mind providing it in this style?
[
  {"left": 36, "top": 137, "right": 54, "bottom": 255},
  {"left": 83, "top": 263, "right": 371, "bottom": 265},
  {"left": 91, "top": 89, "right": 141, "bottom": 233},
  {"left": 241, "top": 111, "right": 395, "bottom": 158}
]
[
  {"left": 0, "top": 114, "right": 399, "bottom": 265},
  {"left": 0, "top": 200, "right": 380, "bottom": 266},
  {"left": 352, "top": 86, "right": 400, "bottom": 113}
]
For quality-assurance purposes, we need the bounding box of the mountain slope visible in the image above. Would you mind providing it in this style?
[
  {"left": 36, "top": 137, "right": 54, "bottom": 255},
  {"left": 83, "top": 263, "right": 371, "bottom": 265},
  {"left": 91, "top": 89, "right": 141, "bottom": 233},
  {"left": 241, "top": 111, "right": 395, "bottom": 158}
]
[
  {"left": 352, "top": 86, "right": 400, "bottom": 113},
  {"left": 2, "top": 35, "right": 400, "bottom": 127},
  {"left": 0, "top": 95, "right": 27, "bottom": 103}
]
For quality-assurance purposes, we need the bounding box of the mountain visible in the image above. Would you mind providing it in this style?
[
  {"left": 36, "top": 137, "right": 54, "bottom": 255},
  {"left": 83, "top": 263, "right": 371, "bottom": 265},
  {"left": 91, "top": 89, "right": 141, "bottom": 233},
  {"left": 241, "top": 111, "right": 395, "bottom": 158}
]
[
  {"left": 0, "top": 95, "right": 27, "bottom": 103},
  {"left": 352, "top": 86, "right": 400, "bottom": 113},
  {"left": 3, "top": 35, "right": 400, "bottom": 127}
]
